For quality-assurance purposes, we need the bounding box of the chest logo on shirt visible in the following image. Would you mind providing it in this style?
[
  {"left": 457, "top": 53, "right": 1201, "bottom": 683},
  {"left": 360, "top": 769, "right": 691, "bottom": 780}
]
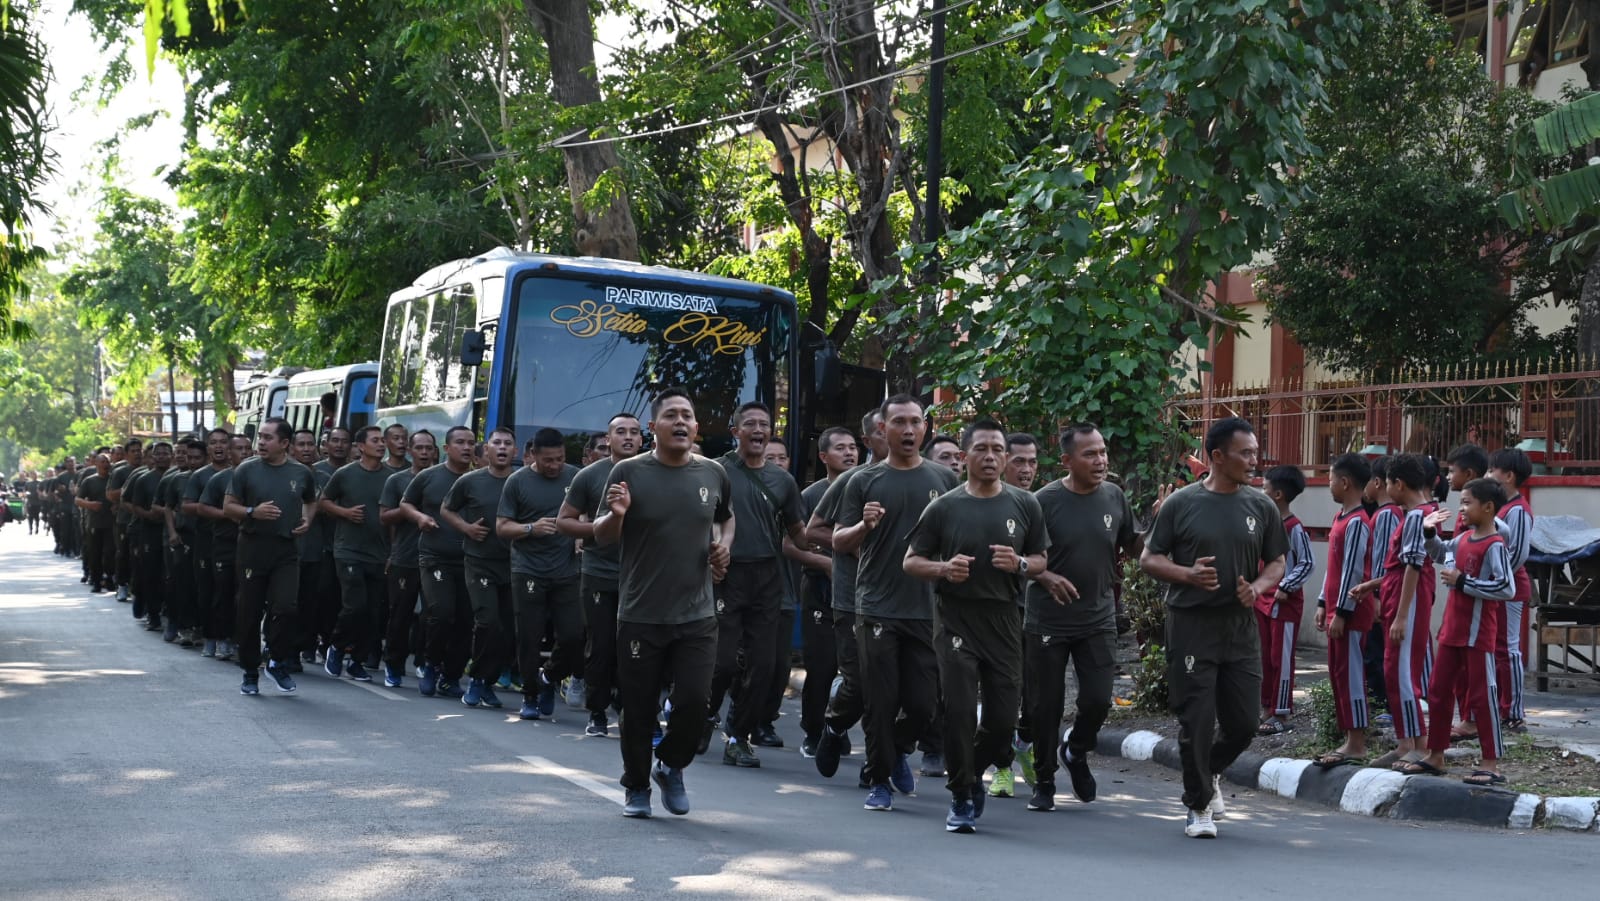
[
  {"left": 812, "top": 609, "right": 824, "bottom": 624},
  {"left": 1041, "top": 635, "right": 1051, "bottom": 645},
  {"left": 1103, "top": 514, "right": 1113, "bottom": 531},
  {"left": 699, "top": 487, "right": 709, "bottom": 505},
  {"left": 242, "top": 568, "right": 253, "bottom": 581},
  {"left": 399, "top": 578, "right": 407, "bottom": 589},
  {"left": 1005, "top": 519, "right": 1017, "bottom": 538},
  {"left": 629, "top": 640, "right": 641, "bottom": 659},
  {"left": 1246, "top": 515, "right": 1257, "bottom": 535},
  {"left": 478, "top": 577, "right": 489, "bottom": 587},
  {"left": 929, "top": 489, "right": 939, "bottom": 501},
  {"left": 289, "top": 480, "right": 299, "bottom": 493},
  {"left": 951, "top": 635, "right": 963, "bottom": 650}
]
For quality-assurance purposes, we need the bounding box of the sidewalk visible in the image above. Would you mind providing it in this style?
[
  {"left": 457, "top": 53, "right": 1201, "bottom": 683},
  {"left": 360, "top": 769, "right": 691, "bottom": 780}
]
[{"left": 1524, "top": 689, "right": 1600, "bottom": 761}]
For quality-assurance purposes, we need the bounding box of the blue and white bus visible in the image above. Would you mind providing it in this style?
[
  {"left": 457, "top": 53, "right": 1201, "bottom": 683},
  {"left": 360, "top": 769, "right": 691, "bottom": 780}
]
[
  {"left": 375, "top": 248, "right": 868, "bottom": 464},
  {"left": 284, "top": 364, "right": 379, "bottom": 435}
]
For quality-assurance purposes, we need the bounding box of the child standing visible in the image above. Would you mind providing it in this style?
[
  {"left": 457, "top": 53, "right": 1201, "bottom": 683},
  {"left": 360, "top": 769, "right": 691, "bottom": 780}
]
[
  {"left": 1363, "top": 456, "right": 1398, "bottom": 721},
  {"left": 1351, "top": 453, "right": 1434, "bottom": 767},
  {"left": 1486, "top": 448, "right": 1533, "bottom": 732},
  {"left": 1400, "top": 478, "right": 1516, "bottom": 784},
  {"left": 1312, "top": 454, "right": 1372, "bottom": 767},
  {"left": 1259, "top": 466, "right": 1314, "bottom": 735}
]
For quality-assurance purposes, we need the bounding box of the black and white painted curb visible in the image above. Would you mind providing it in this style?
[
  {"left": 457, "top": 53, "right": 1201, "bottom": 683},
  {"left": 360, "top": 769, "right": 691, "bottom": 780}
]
[{"left": 1095, "top": 728, "right": 1600, "bottom": 833}]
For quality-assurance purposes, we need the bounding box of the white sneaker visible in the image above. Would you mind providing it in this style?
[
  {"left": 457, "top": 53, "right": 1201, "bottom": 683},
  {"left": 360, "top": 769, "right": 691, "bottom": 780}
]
[
  {"left": 1185, "top": 807, "right": 1218, "bottom": 838},
  {"left": 1208, "top": 775, "right": 1227, "bottom": 818}
]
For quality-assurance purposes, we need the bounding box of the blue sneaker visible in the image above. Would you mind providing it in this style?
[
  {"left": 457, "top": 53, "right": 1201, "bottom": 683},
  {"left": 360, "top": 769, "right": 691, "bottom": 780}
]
[
  {"left": 344, "top": 660, "right": 371, "bottom": 682},
  {"left": 946, "top": 799, "right": 977, "bottom": 833},
  {"left": 519, "top": 700, "right": 542, "bottom": 720},
  {"left": 653, "top": 762, "right": 690, "bottom": 815},
  {"left": 264, "top": 661, "right": 297, "bottom": 693},
  {"left": 479, "top": 685, "right": 503, "bottom": 709},
  {"left": 890, "top": 753, "right": 916, "bottom": 795},
  {"left": 240, "top": 674, "right": 259, "bottom": 696},
  {"left": 864, "top": 783, "right": 893, "bottom": 811},
  {"left": 383, "top": 663, "right": 403, "bottom": 688},
  {"left": 652, "top": 722, "right": 664, "bottom": 749},
  {"left": 418, "top": 664, "right": 438, "bottom": 697},
  {"left": 622, "top": 788, "right": 652, "bottom": 818},
  {"left": 436, "top": 680, "right": 464, "bottom": 699},
  {"left": 538, "top": 671, "right": 557, "bottom": 716},
  {"left": 497, "top": 672, "right": 514, "bottom": 690},
  {"left": 324, "top": 650, "right": 343, "bottom": 677},
  {"left": 971, "top": 782, "right": 986, "bottom": 819},
  {"left": 462, "top": 678, "right": 486, "bottom": 707}
]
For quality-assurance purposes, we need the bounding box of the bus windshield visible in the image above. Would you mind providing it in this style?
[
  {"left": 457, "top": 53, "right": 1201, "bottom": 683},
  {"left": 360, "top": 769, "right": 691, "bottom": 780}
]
[{"left": 500, "top": 275, "right": 792, "bottom": 457}]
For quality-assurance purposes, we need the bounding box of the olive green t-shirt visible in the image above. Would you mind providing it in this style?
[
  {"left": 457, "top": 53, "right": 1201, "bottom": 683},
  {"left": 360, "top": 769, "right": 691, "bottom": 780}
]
[
  {"left": 299, "top": 465, "right": 334, "bottom": 562},
  {"left": 1025, "top": 479, "right": 1138, "bottom": 637},
  {"left": 402, "top": 463, "right": 466, "bottom": 566},
  {"left": 108, "top": 461, "right": 135, "bottom": 526},
  {"left": 443, "top": 467, "right": 511, "bottom": 562},
  {"left": 719, "top": 454, "right": 804, "bottom": 563},
  {"left": 498, "top": 463, "right": 580, "bottom": 579},
  {"left": 602, "top": 453, "right": 732, "bottom": 625},
  {"left": 77, "top": 473, "right": 113, "bottom": 530},
  {"left": 381, "top": 468, "right": 421, "bottom": 567},
  {"left": 228, "top": 456, "right": 318, "bottom": 541},
  {"left": 908, "top": 483, "right": 1049, "bottom": 605},
  {"left": 125, "top": 466, "right": 169, "bottom": 537},
  {"left": 158, "top": 468, "right": 192, "bottom": 537},
  {"left": 183, "top": 465, "right": 224, "bottom": 557},
  {"left": 567, "top": 458, "right": 621, "bottom": 584},
  {"left": 1144, "top": 482, "right": 1288, "bottom": 610},
  {"left": 837, "top": 461, "right": 960, "bottom": 620},
  {"left": 814, "top": 466, "right": 863, "bottom": 613},
  {"left": 201, "top": 469, "right": 237, "bottom": 562},
  {"left": 321, "top": 460, "right": 392, "bottom": 565}
]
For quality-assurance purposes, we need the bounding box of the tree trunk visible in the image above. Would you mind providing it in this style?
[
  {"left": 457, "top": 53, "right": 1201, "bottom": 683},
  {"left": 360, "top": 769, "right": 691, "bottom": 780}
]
[
  {"left": 523, "top": 0, "right": 640, "bottom": 261},
  {"left": 167, "top": 355, "right": 179, "bottom": 441}
]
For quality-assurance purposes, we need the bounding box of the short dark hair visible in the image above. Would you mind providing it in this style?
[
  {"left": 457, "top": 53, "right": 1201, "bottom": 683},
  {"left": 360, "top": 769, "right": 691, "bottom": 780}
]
[
  {"left": 1058, "top": 422, "right": 1100, "bottom": 454},
  {"left": 1370, "top": 454, "right": 1391, "bottom": 482},
  {"left": 263, "top": 418, "right": 293, "bottom": 442},
  {"left": 961, "top": 418, "right": 1007, "bottom": 450},
  {"left": 383, "top": 422, "right": 408, "bottom": 437},
  {"left": 1006, "top": 432, "right": 1037, "bottom": 453},
  {"left": 327, "top": 426, "right": 352, "bottom": 440},
  {"left": 320, "top": 391, "right": 338, "bottom": 411},
  {"left": 927, "top": 434, "right": 959, "bottom": 453},
  {"left": 1445, "top": 444, "right": 1489, "bottom": 478},
  {"left": 1265, "top": 465, "right": 1305, "bottom": 501},
  {"left": 734, "top": 401, "right": 772, "bottom": 423},
  {"left": 533, "top": 427, "right": 565, "bottom": 450},
  {"left": 651, "top": 387, "right": 693, "bottom": 418},
  {"left": 94, "top": 445, "right": 110, "bottom": 454},
  {"left": 1330, "top": 453, "right": 1371, "bottom": 485},
  {"left": 488, "top": 426, "right": 517, "bottom": 444},
  {"left": 818, "top": 426, "right": 855, "bottom": 452},
  {"left": 1487, "top": 448, "right": 1532, "bottom": 486},
  {"left": 124, "top": 438, "right": 144, "bottom": 450},
  {"left": 445, "top": 425, "right": 475, "bottom": 445},
  {"left": 880, "top": 393, "right": 923, "bottom": 421},
  {"left": 151, "top": 441, "right": 173, "bottom": 451},
  {"left": 410, "top": 429, "right": 437, "bottom": 447},
  {"left": 178, "top": 437, "right": 203, "bottom": 451},
  {"left": 206, "top": 428, "right": 231, "bottom": 441},
  {"left": 1462, "top": 477, "right": 1508, "bottom": 512},
  {"left": 1387, "top": 453, "right": 1429, "bottom": 491},
  {"left": 1204, "top": 417, "right": 1254, "bottom": 458},
  {"left": 608, "top": 412, "right": 640, "bottom": 429},
  {"left": 353, "top": 426, "right": 382, "bottom": 445},
  {"left": 860, "top": 408, "right": 883, "bottom": 436},
  {"left": 293, "top": 428, "right": 317, "bottom": 443}
]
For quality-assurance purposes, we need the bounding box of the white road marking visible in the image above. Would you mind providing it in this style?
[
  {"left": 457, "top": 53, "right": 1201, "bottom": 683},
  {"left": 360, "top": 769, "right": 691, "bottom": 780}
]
[{"left": 518, "top": 754, "right": 623, "bottom": 806}]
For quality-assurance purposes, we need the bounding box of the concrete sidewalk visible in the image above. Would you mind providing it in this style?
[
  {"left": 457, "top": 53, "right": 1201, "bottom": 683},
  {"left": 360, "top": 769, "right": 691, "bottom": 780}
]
[{"left": 1524, "top": 688, "right": 1600, "bottom": 761}]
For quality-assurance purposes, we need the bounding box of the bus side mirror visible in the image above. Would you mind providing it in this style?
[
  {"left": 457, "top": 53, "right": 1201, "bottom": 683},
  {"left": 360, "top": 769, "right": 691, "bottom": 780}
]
[
  {"left": 460, "top": 329, "right": 486, "bottom": 367},
  {"left": 243, "top": 424, "right": 256, "bottom": 439},
  {"left": 814, "top": 342, "right": 841, "bottom": 397}
]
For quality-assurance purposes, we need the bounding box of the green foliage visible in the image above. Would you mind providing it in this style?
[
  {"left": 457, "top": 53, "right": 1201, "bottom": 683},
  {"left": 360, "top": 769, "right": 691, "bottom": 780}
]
[
  {"left": 0, "top": 276, "right": 103, "bottom": 457},
  {"left": 898, "top": 0, "right": 1376, "bottom": 496},
  {"left": 1131, "top": 643, "right": 1169, "bottom": 714},
  {"left": 1262, "top": 1, "right": 1562, "bottom": 377},
  {"left": 1121, "top": 557, "right": 1168, "bottom": 713},
  {"left": 52, "top": 418, "right": 122, "bottom": 463},
  {"left": 0, "top": 2, "right": 52, "bottom": 328},
  {"left": 1306, "top": 678, "right": 1342, "bottom": 748}
]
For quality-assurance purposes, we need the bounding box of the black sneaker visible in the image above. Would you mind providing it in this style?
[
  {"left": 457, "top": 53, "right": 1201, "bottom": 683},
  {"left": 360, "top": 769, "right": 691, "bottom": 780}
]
[
  {"left": 652, "top": 762, "right": 691, "bottom": 815},
  {"left": 345, "top": 660, "right": 372, "bottom": 682},
  {"left": 971, "top": 782, "right": 986, "bottom": 820},
  {"left": 754, "top": 724, "right": 784, "bottom": 748},
  {"left": 240, "top": 675, "right": 260, "bottom": 696},
  {"left": 622, "top": 788, "right": 652, "bottom": 818},
  {"left": 815, "top": 725, "right": 844, "bottom": 778},
  {"left": 800, "top": 735, "right": 818, "bottom": 759},
  {"left": 1061, "top": 746, "right": 1097, "bottom": 803},
  {"left": 264, "top": 661, "right": 297, "bottom": 693},
  {"left": 919, "top": 751, "right": 945, "bottom": 777},
  {"left": 723, "top": 738, "right": 761, "bottom": 768},
  {"left": 586, "top": 712, "right": 608, "bottom": 737},
  {"left": 696, "top": 717, "right": 719, "bottom": 756},
  {"left": 1027, "top": 781, "right": 1056, "bottom": 811}
]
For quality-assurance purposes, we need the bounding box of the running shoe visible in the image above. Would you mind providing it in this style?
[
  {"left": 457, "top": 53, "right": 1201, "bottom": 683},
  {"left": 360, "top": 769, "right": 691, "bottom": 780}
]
[
  {"left": 325, "top": 650, "right": 344, "bottom": 678},
  {"left": 436, "top": 680, "right": 464, "bottom": 700},
  {"left": 240, "top": 674, "right": 259, "bottom": 696},
  {"left": 345, "top": 660, "right": 372, "bottom": 683},
  {"left": 462, "top": 678, "right": 486, "bottom": 707},
  {"left": 864, "top": 783, "right": 893, "bottom": 811},
  {"left": 418, "top": 665, "right": 439, "bottom": 697},
  {"left": 1015, "top": 741, "right": 1036, "bottom": 786},
  {"left": 264, "top": 661, "right": 297, "bottom": 693},
  {"left": 652, "top": 722, "right": 664, "bottom": 749},
  {"left": 815, "top": 725, "right": 844, "bottom": 777},
  {"left": 971, "top": 782, "right": 986, "bottom": 819},
  {"left": 754, "top": 724, "right": 784, "bottom": 748},
  {"left": 519, "top": 700, "right": 541, "bottom": 720},
  {"left": 479, "top": 685, "right": 503, "bottom": 709},
  {"left": 200, "top": 640, "right": 217, "bottom": 658},
  {"left": 217, "top": 641, "right": 235, "bottom": 661},
  {"left": 622, "top": 789, "right": 652, "bottom": 818},
  {"left": 1061, "top": 747, "right": 1097, "bottom": 803},
  {"left": 919, "top": 751, "right": 944, "bottom": 777},
  {"left": 565, "top": 677, "right": 587, "bottom": 710},
  {"left": 653, "top": 762, "right": 690, "bottom": 815},
  {"left": 496, "top": 673, "right": 514, "bottom": 691},
  {"left": 723, "top": 738, "right": 761, "bottom": 768},
  {"left": 537, "top": 671, "right": 557, "bottom": 716},
  {"left": 1185, "top": 807, "right": 1217, "bottom": 838},
  {"left": 383, "top": 663, "right": 404, "bottom": 688},
  {"left": 945, "top": 799, "right": 977, "bottom": 833},
  {"left": 800, "top": 735, "right": 818, "bottom": 759},
  {"left": 988, "top": 767, "right": 1015, "bottom": 798},
  {"left": 1027, "top": 781, "right": 1056, "bottom": 811},
  {"left": 890, "top": 753, "right": 916, "bottom": 795},
  {"left": 585, "top": 713, "right": 608, "bottom": 736}
]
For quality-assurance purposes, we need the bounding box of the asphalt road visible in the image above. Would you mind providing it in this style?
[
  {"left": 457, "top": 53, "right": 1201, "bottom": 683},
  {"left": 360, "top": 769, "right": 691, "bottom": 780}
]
[{"left": 1, "top": 526, "right": 1592, "bottom": 900}]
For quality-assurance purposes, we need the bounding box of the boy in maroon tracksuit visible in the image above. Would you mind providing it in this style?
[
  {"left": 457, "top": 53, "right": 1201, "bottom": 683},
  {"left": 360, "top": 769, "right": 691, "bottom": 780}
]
[
  {"left": 1486, "top": 449, "right": 1533, "bottom": 732},
  {"left": 1402, "top": 479, "right": 1515, "bottom": 784},
  {"left": 1258, "top": 467, "right": 1313, "bottom": 735},
  {"left": 1312, "top": 454, "right": 1372, "bottom": 767}
]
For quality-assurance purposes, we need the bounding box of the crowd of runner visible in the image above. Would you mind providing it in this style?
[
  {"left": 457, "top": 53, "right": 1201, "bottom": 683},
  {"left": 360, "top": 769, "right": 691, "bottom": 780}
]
[{"left": 16, "top": 389, "right": 1530, "bottom": 837}]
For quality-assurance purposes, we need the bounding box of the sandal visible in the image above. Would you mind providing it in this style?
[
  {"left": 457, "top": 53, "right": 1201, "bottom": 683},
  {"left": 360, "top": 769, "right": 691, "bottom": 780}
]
[
  {"left": 1501, "top": 718, "right": 1527, "bottom": 735},
  {"left": 1369, "top": 749, "right": 1403, "bottom": 769},
  {"left": 1258, "top": 718, "right": 1291, "bottom": 736},
  {"left": 1449, "top": 728, "right": 1479, "bottom": 744},
  {"left": 1312, "top": 750, "right": 1362, "bottom": 769},
  {"left": 1462, "top": 769, "right": 1507, "bottom": 786},
  {"left": 1396, "top": 759, "right": 1447, "bottom": 777}
]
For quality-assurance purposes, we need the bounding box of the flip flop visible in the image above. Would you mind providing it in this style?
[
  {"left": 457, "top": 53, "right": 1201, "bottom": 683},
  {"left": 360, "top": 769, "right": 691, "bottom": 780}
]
[
  {"left": 1396, "top": 759, "right": 1447, "bottom": 777},
  {"left": 1311, "top": 750, "right": 1362, "bottom": 769},
  {"left": 1462, "top": 770, "right": 1507, "bottom": 786},
  {"left": 1258, "top": 719, "right": 1291, "bottom": 736}
]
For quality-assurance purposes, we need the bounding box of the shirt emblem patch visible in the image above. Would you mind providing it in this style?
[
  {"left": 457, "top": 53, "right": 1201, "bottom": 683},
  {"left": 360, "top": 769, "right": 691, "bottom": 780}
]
[
  {"left": 1005, "top": 518, "right": 1017, "bottom": 538},
  {"left": 432, "top": 569, "right": 443, "bottom": 581},
  {"left": 699, "top": 487, "right": 709, "bottom": 504},
  {"left": 1103, "top": 514, "right": 1112, "bottom": 530},
  {"left": 951, "top": 635, "right": 963, "bottom": 650},
  {"left": 1246, "top": 515, "right": 1257, "bottom": 534},
  {"left": 526, "top": 580, "right": 537, "bottom": 593}
]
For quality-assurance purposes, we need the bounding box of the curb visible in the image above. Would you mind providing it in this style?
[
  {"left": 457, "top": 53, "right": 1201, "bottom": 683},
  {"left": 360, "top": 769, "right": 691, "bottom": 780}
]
[{"left": 1094, "top": 728, "right": 1600, "bottom": 833}]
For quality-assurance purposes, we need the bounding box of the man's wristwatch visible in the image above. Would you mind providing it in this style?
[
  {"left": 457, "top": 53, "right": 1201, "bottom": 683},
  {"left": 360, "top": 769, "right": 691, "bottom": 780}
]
[
  {"left": 1018, "top": 557, "right": 1029, "bottom": 576},
  {"left": 245, "top": 505, "right": 255, "bottom": 518},
  {"left": 525, "top": 522, "right": 534, "bottom": 536}
]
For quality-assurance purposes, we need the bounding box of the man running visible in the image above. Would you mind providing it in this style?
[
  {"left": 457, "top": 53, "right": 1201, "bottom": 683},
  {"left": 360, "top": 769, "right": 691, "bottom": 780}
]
[
  {"left": 197, "top": 434, "right": 250, "bottom": 662},
  {"left": 75, "top": 454, "right": 115, "bottom": 594},
  {"left": 379, "top": 430, "right": 438, "bottom": 688},
  {"left": 834, "top": 395, "right": 960, "bottom": 811},
  {"left": 593, "top": 388, "right": 733, "bottom": 818},
  {"left": 1141, "top": 417, "right": 1286, "bottom": 838},
  {"left": 497, "top": 427, "right": 581, "bottom": 721},
  {"left": 796, "top": 426, "right": 858, "bottom": 757},
  {"left": 184, "top": 429, "right": 232, "bottom": 656},
  {"left": 440, "top": 427, "right": 517, "bottom": 708},
  {"left": 557, "top": 412, "right": 644, "bottom": 737},
  {"left": 320, "top": 425, "right": 393, "bottom": 681},
  {"left": 108, "top": 438, "right": 142, "bottom": 603},
  {"left": 226, "top": 419, "right": 318, "bottom": 695},
  {"left": 126, "top": 442, "right": 173, "bottom": 633},
  {"left": 401, "top": 426, "right": 476, "bottom": 699}
]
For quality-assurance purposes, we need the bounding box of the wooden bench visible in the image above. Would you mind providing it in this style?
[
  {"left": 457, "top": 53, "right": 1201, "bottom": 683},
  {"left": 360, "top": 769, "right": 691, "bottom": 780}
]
[{"left": 1530, "top": 555, "right": 1600, "bottom": 691}]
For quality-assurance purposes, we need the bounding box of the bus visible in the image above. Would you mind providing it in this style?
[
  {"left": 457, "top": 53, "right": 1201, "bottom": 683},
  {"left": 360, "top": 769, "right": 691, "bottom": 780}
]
[
  {"left": 284, "top": 364, "right": 380, "bottom": 435},
  {"left": 375, "top": 247, "right": 874, "bottom": 464},
  {"left": 233, "top": 370, "right": 298, "bottom": 439}
]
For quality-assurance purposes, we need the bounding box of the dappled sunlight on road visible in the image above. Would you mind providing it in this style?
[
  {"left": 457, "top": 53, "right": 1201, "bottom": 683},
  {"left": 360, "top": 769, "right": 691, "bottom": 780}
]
[{"left": 672, "top": 849, "right": 919, "bottom": 899}]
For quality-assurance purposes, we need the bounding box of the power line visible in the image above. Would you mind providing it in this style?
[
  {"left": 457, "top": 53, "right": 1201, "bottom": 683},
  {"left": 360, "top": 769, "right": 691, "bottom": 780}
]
[{"left": 545, "top": 0, "right": 1133, "bottom": 152}]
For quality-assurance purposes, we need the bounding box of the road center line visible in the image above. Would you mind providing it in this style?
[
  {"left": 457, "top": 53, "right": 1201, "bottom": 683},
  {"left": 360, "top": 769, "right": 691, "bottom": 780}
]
[{"left": 518, "top": 754, "right": 623, "bottom": 806}]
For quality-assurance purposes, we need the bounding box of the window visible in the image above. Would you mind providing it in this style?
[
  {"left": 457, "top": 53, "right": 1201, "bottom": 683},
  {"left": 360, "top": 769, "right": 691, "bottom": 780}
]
[
  {"left": 1432, "top": 0, "right": 1489, "bottom": 59},
  {"left": 1507, "top": 0, "right": 1589, "bottom": 82}
]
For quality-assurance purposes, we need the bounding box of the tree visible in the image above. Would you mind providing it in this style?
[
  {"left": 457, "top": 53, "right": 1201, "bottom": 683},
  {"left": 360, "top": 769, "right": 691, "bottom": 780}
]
[
  {"left": 0, "top": 1, "right": 52, "bottom": 334},
  {"left": 900, "top": 0, "right": 1380, "bottom": 496},
  {"left": 1260, "top": 1, "right": 1560, "bottom": 379}
]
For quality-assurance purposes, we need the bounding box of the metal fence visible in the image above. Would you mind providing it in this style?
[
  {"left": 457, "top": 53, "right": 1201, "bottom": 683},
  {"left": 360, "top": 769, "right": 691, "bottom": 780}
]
[{"left": 1171, "top": 357, "right": 1600, "bottom": 474}]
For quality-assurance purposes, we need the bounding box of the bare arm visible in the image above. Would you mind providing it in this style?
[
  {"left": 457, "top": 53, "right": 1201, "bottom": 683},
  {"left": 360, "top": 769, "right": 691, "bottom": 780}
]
[
  {"left": 555, "top": 501, "right": 596, "bottom": 540},
  {"left": 436, "top": 503, "right": 471, "bottom": 535},
  {"left": 379, "top": 504, "right": 407, "bottom": 527},
  {"left": 804, "top": 511, "right": 834, "bottom": 549}
]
